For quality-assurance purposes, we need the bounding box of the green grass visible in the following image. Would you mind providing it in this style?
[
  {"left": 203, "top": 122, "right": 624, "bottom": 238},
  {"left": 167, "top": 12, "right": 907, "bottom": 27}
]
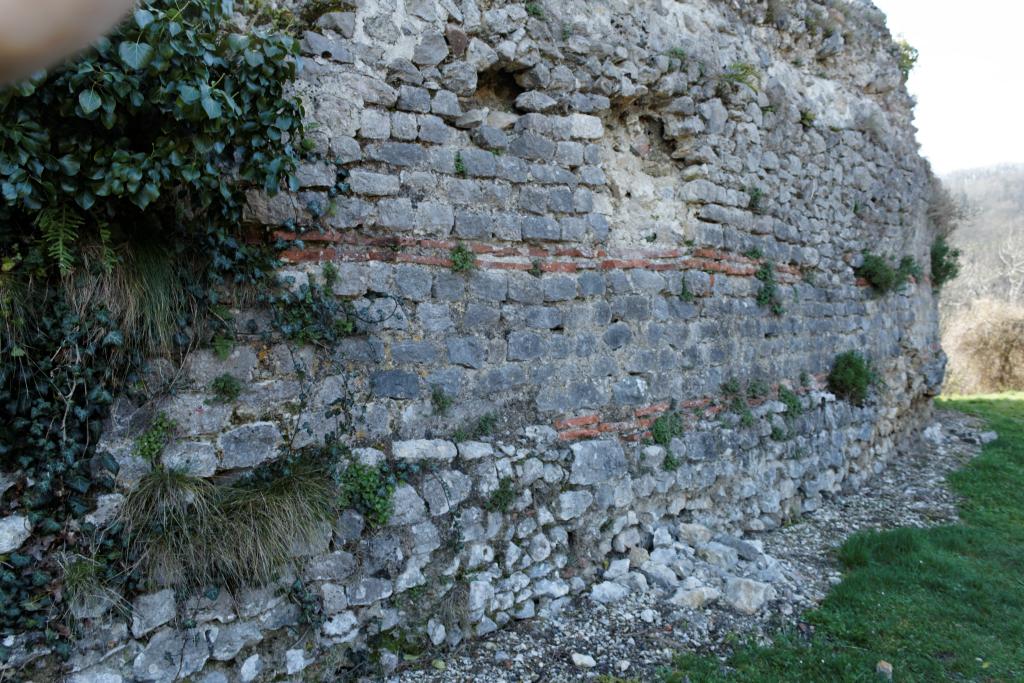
[{"left": 665, "top": 394, "right": 1024, "bottom": 682}]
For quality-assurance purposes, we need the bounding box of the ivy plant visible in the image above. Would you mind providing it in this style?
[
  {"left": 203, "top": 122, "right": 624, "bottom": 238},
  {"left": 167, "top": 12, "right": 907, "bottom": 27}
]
[{"left": 0, "top": 0, "right": 304, "bottom": 655}]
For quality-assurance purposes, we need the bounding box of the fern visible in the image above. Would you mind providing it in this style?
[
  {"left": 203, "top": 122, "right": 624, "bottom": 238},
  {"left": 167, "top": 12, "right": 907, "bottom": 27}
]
[
  {"left": 98, "top": 226, "right": 117, "bottom": 274},
  {"left": 34, "top": 206, "right": 83, "bottom": 275}
]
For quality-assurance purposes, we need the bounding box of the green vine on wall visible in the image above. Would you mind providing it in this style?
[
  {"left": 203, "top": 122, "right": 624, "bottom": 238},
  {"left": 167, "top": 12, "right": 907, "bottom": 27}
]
[{"left": 0, "top": 0, "right": 304, "bottom": 655}]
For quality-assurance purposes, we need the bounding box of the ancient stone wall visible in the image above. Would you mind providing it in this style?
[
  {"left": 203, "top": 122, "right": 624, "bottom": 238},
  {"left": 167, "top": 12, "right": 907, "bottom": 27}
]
[{"left": 59, "top": 1, "right": 947, "bottom": 680}]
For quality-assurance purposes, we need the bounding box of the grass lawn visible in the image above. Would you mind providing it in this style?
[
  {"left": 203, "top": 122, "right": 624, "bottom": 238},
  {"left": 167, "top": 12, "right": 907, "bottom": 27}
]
[{"left": 664, "top": 394, "right": 1024, "bottom": 682}]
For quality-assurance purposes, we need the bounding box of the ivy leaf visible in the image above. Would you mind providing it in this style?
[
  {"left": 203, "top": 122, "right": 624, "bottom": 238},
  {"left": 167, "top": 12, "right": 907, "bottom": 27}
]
[
  {"left": 101, "top": 330, "right": 124, "bottom": 347},
  {"left": 57, "top": 155, "right": 80, "bottom": 176},
  {"left": 98, "top": 453, "right": 120, "bottom": 475},
  {"left": 243, "top": 49, "right": 264, "bottom": 67},
  {"left": 66, "top": 476, "right": 91, "bottom": 495},
  {"left": 119, "top": 41, "right": 154, "bottom": 70},
  {"left": 227, "top": 33, "right": 250, "bottom": 52},
  {"left": 134, "top": 8, "right": 155, "bottom": 29},
  {"left": 78, "top": 90, "right": 102, "bottom": 114},
  {"left": 179, "top": 84, "right": 200, "bottom": 104},
  {"left": 201, "top": 95, "right": 222, "bottom": 119}
]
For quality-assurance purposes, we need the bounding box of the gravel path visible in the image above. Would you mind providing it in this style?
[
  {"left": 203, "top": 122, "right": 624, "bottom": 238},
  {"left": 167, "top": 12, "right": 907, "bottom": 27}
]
[{"left": 397, "top": 410, "right": 988, "bottom": 682}]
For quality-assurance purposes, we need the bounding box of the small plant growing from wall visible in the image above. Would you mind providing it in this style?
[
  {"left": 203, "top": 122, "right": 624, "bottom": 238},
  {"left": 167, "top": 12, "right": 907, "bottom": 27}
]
[
  {"left": 679, "top": 278, "right": 695, "bottom": 303},
  {"left": 134, "top": 413, "right": 176, "bottom": 462},
  {"left": 650, "top": 411, "right": 684, "bottom": 447},
  {"left": 338, "top": 460, "right": 396, "bottom": 529},
  {"left": 747, "top": 378, "right": 770, "bottom": 399},
  {"left": 721, "top": 377, "right": 755, "bottom": 427},
  {"left": 209, "top": 374, "right": 243, "bottom": 404},
  {"left": 722, "top": 62, "right": 762, "bottom": 91},
  {"left": 431, "top": 387, "right": 453, "bottom": 415},
  {"left": 454, "top": 151, "right": 467, "bottom": 176},
  {"left": 896, "top": 39, "right": 919, "bottom": 79},
  {"left": 856, "top": 252, "right": 921, "bottom": 294},
  {"left": 930, "top": 236, "right": 961, "bottom": 290},
  {"left": 485, "top": 478, "right": 516, "bottom": 512},
  {"left": 273, "top": 265, "right": 358, "bottom": 345},
  {"left": 746, "top": 186, "right": 765, "bottom": 214},
  {"left": 800, "top": 109, "right": 816, "bottom": 128},
  {"left": 755, "top": 261, "right": 785, "bottom": 315},
  {"left": 778, "top": 385, "right": 803, "bottom": 419},
  {"left": 449, "top": 244, "right": 476, "bottom": 273},
  {"left": 828, "top": 351, "right": 878, "bottom": 405},
  {"left": 524, "top": 2, "right": 544, "bottom": 19},
  {"left": 453, "top": 412, "right": 498, "bottom": 441},
  {"left": 212, "top": 334, "right": 235, "bottom": 361}
]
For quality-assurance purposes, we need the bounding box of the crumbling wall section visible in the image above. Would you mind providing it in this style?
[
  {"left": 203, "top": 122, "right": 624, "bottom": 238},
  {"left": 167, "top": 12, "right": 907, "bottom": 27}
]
[{"left": 58, "top": 1, "right": 947, "bottom": 681}]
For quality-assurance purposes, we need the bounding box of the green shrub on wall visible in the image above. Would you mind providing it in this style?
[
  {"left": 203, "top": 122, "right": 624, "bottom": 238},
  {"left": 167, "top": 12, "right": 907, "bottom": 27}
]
[
  {"left": 856, "top": 252, "right": 920, "bottom": 294},
  {"left": 828, "top": 351, "right": 878, "bottom": 406},
  {"left": 0, "top": 0, "right": 303, "bottom": 654},
  {"left": 930, "top": 236, "right": 961, "bottom": 290}
]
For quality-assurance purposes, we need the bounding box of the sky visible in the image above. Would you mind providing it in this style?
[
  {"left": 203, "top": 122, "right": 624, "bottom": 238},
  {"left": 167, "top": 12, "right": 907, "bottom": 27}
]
[{"left": 871, "top": 0, "right": 1024, "bottom": 175}]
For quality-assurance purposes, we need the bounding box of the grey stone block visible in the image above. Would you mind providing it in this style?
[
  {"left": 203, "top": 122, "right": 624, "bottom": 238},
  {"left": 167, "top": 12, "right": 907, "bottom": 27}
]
[
  {"left": 370, "top": 370, "right": 421, "bottom": 399},
  {"left": 522, "top": 215, "right": 561, "bottom": 241},
  {"left": 570, "top": 440, "right": 628, "bottom": 485},
  {"left": 460, "top": 148, "right": 498, "bottom": 177},
  {"left": 447, "top": 337, "right": 487, "bottom": 368},
  {"left": 508, "top": 273, "right": 543, "bottom": 303},
  {"left": 454, "top": 210, "right": 491, "bottom": 239},
  {"left": 419, "top": 115, "right": 452, "bottom": 144},
  {"left": 519, "top": 186, "right": 548, "bottom": 214},
  {"left": 377, "top": 197, "right": 414, "bottom": 229},
  {"left": 366, "top": 142, "right": 428, "bottom": 168},
  {"left": 470, "top": 271, "right": 508, "bottom": 301},
  {"left": 359, "top": 108, "right": 391, "bottom": 139},
  {"left": 442, "top": 61, "right": 478, "bottom": 96},
  {"left": 219, "top": 422, "right": 282, "bottom": 470},
  {"left": 525, "top": 306, "right": 562, "bottom": 329},
  {"left": 543, "top": 275, "right": 577, "bottom": 301},
  {"left": 432, "top": 90, "right": 462, "bottom": 118},
  {"left": 413, "top": 32, "right": 449, "bottom": 65},
  {"left": 473, "top": 126, "right": 509, "bottom": 150},
  {"left": 391, "top": 341, "right": 438, "bottom": 364},
  {"left": 416, "top": 200, "right": 455, "bottom": 232},
  {"left": 463, "top": 303, "right": 501, "bottom": 328},
  {"left": 397, "top": 85, "right": 432, "bottom": 112},
  {"left": 395, "top": 265, "right": 432, "bottom": 301},
  {"left": 602, "top": 322, "right": 633, "bottom": 349},
  {"left": 433, "top": 272, "right": 466, "bottom": 300},
  {"left": 391, "top": 112, "right": 418, "bottom": 140},
  {"left": 507, "top": 331, "right": 545, "bottom": 361},
  {"left": 510, "top": 132, "right": 556, "bottom": 161},
  {"left": 349, "top": 170, "right": 400, "bottom": 195}
]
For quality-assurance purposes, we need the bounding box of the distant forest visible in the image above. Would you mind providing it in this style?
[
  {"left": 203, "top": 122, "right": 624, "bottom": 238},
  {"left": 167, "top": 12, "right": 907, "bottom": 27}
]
[
  {"left": 940, "top": 165, "right": 1024, "bottom": 393},
  {"left": 942, "top": 165, "right": 1024, "bottom": 309}
]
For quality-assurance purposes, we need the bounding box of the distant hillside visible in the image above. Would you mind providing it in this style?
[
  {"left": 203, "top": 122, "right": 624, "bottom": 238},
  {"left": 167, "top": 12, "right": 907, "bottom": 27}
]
[
  {"left": 941, "top": 165, "right": 1024, "bottom": 308},
  {"left": 940, "top": 165, "right": 1024, "bottom": 393}
]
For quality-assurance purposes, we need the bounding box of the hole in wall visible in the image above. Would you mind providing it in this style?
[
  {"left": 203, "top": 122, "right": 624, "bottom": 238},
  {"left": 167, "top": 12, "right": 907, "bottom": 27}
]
[{"left": 472, "top": 67, "right": 525, "bottom": 112}]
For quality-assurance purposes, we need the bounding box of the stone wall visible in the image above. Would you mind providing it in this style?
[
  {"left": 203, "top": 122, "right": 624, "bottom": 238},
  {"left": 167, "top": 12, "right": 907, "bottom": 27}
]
[{"left": 56, "top": 0, "right": 947, "bottom": 681}]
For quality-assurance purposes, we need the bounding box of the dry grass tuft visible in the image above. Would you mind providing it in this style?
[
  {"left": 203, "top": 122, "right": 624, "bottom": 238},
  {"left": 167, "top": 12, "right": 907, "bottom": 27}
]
[
  {"left": 119, "top": 460, "right": 336, "bottom": 590},
  {"left": 66, "top": 238, "right": 198, "bottom": 357},
  {"left": 58, "top": 553, "right": 130, "bottom": 622}
]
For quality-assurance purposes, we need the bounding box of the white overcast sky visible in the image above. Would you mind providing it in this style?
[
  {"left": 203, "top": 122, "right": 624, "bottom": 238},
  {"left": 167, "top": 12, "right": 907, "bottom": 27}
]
[{"left": 871, "top": 0, "right": 1024, "bottom": 175}]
